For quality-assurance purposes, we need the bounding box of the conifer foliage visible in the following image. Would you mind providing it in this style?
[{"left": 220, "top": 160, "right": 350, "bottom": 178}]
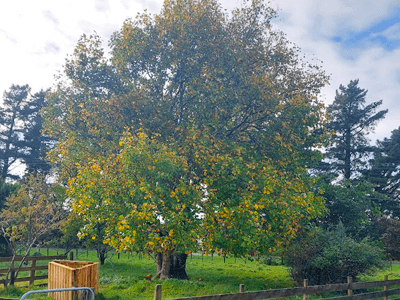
[
  {"left": 0, "top": 85, "right": 52, "bottom": 179},
  {"left": 324, "top": 79, "right": 387, "bottom": 179},
  {"left": 370, "top": 127, "right": 400, "bottom": 205}
]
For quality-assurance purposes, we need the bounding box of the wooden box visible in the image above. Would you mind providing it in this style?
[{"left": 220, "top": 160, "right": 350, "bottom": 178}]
[{"left": 48, "top": 260, "right": 99, "bottom": 300}]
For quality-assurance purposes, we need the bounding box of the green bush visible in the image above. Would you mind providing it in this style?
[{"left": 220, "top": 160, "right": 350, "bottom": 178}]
[{"left": 285, "top": 224, "right": 387, "bottom": 285}]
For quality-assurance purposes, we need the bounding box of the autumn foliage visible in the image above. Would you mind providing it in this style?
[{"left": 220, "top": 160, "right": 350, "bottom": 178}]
[{"left": 43, "top": 0, "right": 329, "bottom": 279}]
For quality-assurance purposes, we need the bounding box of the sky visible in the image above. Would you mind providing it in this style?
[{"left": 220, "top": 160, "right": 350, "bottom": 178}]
[{"left": 0, "top": 0, "right": 399, "bottom": 144}]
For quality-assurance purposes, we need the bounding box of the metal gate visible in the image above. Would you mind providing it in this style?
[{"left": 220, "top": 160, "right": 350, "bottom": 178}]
[{"left": 19, "top": 287, "right": 95, "bottom": 300}]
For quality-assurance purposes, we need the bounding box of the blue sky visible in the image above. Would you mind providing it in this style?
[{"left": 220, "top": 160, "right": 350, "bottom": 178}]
[
  {"left": 271, "top": 0, "right": 400, "bottom": 143},
  {"left": 332, "top": 7, "right": 400, "bottom": 56},
  {"left": 0, "top": 0, "right": 399, "bottom": 145}
]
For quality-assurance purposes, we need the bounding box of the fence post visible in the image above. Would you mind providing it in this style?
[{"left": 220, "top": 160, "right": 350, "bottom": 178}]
[
  {"left": 29, "top": 258, "right": 36, "bottom": 285},
  {"left": 240, "top": 284, "right": 245, "bottom": 293},
  {"left": 154, "top": 284, "right": 162, "bottom": 300},
  {"left": 70, "top": 251, "right": 74, "bottom": 261},
  {"left": 303, "top": 279, "right": 308, "bottom": 300},
  {"left": 383, "top": 275, "right": 388, "bottom": 300},
  {"left": 347, "top": 276, "right": 353, "bottom": 297}
]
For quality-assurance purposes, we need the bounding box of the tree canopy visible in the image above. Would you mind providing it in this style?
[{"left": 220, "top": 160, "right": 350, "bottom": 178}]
[{"left": 44, "top": 0, "right": 329, "bottom": 279}]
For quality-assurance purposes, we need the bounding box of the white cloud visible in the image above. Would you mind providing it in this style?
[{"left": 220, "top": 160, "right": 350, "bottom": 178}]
[
  {"left": 42, "top": 10, "right": 59, "bottom": 25},
  {"left": 95, "top": 0, "right": 110, "bottom": 13},
  {"left": 0, "top": 0, "right": 398, "bottom": 142},
  {"left": 271, "top": 0, "right": 396, "bottom": 38}
]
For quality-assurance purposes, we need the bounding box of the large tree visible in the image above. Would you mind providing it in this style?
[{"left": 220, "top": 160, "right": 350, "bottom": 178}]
[
  {"left": 323, "top": 79, "right": 387, "bottom": 179},
  {"left": 0, "top": 85, "right": 31, "bottom": 180},
  {"left": 44, "top": 0, "right": 329, "bottom": 279},
  {"left": 21, "top": 89, "right": 53, "bottom": 176},
  {"left": 0, "top": 85, "right": 53, "bottom": 180}
]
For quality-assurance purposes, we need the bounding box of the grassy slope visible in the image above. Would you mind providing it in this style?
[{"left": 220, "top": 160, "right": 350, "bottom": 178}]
[{"left": 1, "top": 249, "right": 400, "bottom": 300}]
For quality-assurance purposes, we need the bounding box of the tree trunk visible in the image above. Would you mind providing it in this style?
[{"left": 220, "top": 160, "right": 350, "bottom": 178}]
[
  {"left": 169, "top": 253, "right": 188, "bottom": 279},
  {"left": 155, "top": 252, "right": 163, "bottom": 278},
  {"left": 97, "top": 249, "right": 107, "bottom": 265},
  {"left": 345, "top": 128, "right": 351, "bottom": 179},
  {"left": 159, "top": 251, "right": 172, "bottom": 280},
  {"left": 154, "top": 251, "right": 188, "bottom": 280}
]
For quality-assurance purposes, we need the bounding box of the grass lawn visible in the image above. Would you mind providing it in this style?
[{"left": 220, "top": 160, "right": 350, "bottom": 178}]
[
  {"left": 97, "top": 253, "right": 293, "bottom": 300},
  {"left": 1, "top": 249, "right": 400, "bottom": 300}
]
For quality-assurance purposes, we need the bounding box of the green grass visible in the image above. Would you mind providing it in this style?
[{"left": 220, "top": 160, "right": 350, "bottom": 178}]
[
  {"left": 97, "top": 253, "right": 294, "bottom": 300},
  {"left": 1, "top": 249, "right": 400, "bottom": 300},
  {"left": 358, "top": 262, "right": 400, "bottom": 281}
]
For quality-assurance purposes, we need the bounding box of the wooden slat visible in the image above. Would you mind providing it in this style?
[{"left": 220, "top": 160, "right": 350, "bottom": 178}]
[
  {"left": 353, "top": 279, "right": 400, "bottom": 289},
  {"left": 0, "top": 255, "right": 66, "bottom": 263},
  {"left": 323, "top": 288, "right": 400, "bottom": 300},
  {"left": 51, "top": 262, "right": 76, "bottom": 271},
  {"left": 0, "top": 265, "right": 47, "bottom": 273},
  {"left": 48, "top": 260, "right": 99, "bottom": 298},
  {"left": 0, "top": 255, "right": 66, "bottom": 286},
  {"left": 0, "top": 275, "right": 48, "bottom": 283},
  {"left": 168, "top": 284, "right": 400, "bottom": 300}
]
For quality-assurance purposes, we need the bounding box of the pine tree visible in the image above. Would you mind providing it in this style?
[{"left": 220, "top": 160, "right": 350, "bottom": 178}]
[
  {"left": 0, "top": 85, "right": 31, "bottom": 180},
  {"left": 324, "top": 79, "right": 387, "bottom": 179},
  {"left": 0, "top": 85, "right": 53, "bottom": 180},
  {"left": 369, "top": 127, "right": 400, "bottom": 208},
  {"left": 21, "top": 89, "right": 53, "bottom": 176}
]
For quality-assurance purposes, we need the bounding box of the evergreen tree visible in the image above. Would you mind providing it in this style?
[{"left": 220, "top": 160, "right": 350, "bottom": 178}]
[
  {"left": 0, "top": 85, "right": 52, "bottom": 179},
  {"left": 324, "top": 79, "right": 387, "bottom": 179},
  {"left": 318, "top": 176, "right": 389, "bottom": 239},
  {"left": 21, "top": 89, "right": 53, "bottom": 176},
  {"left": 0, "top": 179, "right": 19, "bottom": 211},
  {"left": 0, "top": 85, "right": 31, "bottom": 179},
  {"left": 369, "top": 126, "right": 400, "bottom": 212}
]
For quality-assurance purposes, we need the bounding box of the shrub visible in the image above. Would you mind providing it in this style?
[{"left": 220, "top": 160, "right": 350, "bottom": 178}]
[
  {"left": 285, "top": 224, "right": 387, "bottom": 285},
  {"left": 374, "top": 216, "right": 400, "bottom": 260}
]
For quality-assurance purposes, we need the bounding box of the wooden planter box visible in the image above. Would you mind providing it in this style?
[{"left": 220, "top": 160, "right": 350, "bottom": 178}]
[{"left": 48, "top": 260, "right": 99, "bottom": 300}]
